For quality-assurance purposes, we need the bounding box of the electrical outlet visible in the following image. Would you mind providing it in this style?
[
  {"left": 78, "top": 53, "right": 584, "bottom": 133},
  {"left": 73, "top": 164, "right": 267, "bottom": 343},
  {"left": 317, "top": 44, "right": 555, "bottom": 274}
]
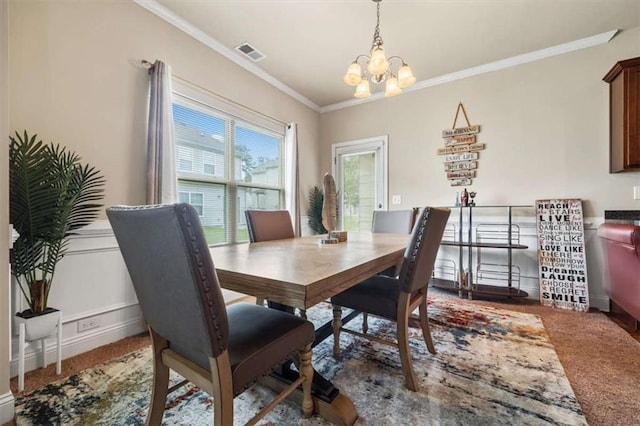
[
  {"left": 392, "top": 195, "right": 402, "bottom": 205},
  {"left": 634, "top": 186, "right": 640, "bottom": 200},
  {"left": 78, "top": 316, "right": 101, "bottom": 332}
]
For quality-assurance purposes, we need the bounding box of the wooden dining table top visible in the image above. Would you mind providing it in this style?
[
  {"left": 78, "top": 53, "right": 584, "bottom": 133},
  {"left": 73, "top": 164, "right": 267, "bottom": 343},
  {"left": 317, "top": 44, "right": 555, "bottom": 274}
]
[{"left": 209, "top": 232, "right": 410, "bottom": 310}]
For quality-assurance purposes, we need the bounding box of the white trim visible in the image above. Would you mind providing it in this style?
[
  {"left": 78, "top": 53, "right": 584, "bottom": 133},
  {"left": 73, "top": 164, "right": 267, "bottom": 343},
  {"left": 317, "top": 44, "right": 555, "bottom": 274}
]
[
  {"left": 172, "top": 78, "right": 286, "bottom": 135},
  {"left": 320, "top": 30, "right": 619, "bottom": 113},
  {"left": 9, "top": 317, "right": 145, "bottom": 378},
  {"left": 130, "top": 0, "right": 617, "bottom": 113},
  {"left": 0, "top": 392, "right": 14, "bottom": 425},
  {"left": 62, "top": 300, "right": 139, "bottom": 324},
  {"left": 132, "top": 0, "right": 320, "bottom": 112},
  {"left": 70, "top": 219, "right": 113, "bottom": 237},
  {"left": 332, "top": 136, "right": 389, "bottom": 226},
  {"left": 1, "top": 2, "right": 12, "bottom": 423}
]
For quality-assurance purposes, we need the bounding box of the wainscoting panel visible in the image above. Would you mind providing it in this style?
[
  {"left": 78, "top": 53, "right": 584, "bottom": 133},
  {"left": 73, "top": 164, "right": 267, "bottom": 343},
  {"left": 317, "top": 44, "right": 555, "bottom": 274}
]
[
  {"left": 0, "top": 391, "right": 15, "bottom": 424},
  {"left": 9, "top": 221, "right": 145, "bottom": 378},
  {"left": 433, "top": 214, "right": 609, "bottom": 311},
  {"left": 9, "top": 215, "right": 611, "bottom": 379}
]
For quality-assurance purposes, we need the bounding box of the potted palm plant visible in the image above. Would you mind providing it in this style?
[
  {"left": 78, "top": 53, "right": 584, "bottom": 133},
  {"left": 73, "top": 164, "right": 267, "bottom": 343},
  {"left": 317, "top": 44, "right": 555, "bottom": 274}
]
[
  {"left": 9, "top": 131, "right": 105, "bottom": 339},
  {"left": 307, "top": 185, "right": 327, "bottom": 235}
]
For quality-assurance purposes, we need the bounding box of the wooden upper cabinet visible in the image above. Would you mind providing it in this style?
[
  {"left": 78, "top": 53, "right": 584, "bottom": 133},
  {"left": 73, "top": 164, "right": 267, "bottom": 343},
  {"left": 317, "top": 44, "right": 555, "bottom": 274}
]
[{"left": 603, "top": 57, "right": 640, "bottom": 173}]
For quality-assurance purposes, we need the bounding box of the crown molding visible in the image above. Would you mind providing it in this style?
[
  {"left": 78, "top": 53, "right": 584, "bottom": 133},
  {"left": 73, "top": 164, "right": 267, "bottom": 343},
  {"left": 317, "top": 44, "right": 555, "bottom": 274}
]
[
  {"left": 320, "top": 29, "right": 619, "bottom": 113},
  {"left": 132, "top": 0, "right": 321, "bottom": 112},
  {"left": 132, "top": 0, "right": 617, "bottom": 115}
]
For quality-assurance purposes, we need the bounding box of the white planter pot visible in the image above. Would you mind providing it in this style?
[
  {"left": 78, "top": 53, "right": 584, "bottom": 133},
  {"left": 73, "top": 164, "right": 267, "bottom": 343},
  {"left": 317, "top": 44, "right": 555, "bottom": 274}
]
[{"left": 15, "top": 309, "right": 60, "bottom": 341}]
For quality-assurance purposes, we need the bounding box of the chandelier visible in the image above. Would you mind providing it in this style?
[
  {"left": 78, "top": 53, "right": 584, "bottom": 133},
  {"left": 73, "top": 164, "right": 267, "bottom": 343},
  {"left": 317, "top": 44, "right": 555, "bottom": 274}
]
[{"left": 343, "top": 0, "right": 416, "bottom": 98}]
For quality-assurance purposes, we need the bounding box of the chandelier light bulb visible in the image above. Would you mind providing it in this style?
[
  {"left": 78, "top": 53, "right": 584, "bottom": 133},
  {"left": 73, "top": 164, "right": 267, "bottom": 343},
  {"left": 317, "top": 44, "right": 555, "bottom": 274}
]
[
  {"left": 343, "top": 62, "right": 363, "bottom": 86},
  {"left": 354, "top": 79, "right": 371, "bottom": 98},
  {"left": 397, "top": 63, "right": 416, "bottom": 88},
  {"left": 367, "top": 47, "right": 389, "bottom": 76},
  {"left": 385, "top": 76, "right": 401, "bottom": 97},
  {"left": 343, "top": 0, "right": 415, "bottom": 98}
]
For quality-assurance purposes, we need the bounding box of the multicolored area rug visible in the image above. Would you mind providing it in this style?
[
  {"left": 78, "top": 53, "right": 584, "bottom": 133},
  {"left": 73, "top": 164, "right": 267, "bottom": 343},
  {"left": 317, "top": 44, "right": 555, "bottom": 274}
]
[{"left": 15, "top": 298, "right": 587, "bottom": 425}]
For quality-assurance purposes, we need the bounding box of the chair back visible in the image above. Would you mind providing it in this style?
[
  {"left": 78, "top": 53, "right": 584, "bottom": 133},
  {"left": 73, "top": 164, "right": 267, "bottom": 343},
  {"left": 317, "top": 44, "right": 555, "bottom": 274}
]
[
  {"left": 398, "top": 207, "right": 451, "bottom": 293},
  {"left": 107, "top": 203, "right": 229, "bottom": 361},
  {"left": 372, "top": 209, "right": 418, "bottom": 234},
  {"left": 245, "top": 210, "right": 295, "bottom": 242}
]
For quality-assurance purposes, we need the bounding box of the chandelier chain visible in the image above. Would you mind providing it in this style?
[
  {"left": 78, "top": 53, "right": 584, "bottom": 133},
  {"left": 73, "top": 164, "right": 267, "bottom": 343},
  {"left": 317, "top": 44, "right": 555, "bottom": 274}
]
[{"left": 371, "top": 1, "right": 382, "bottom": 50}]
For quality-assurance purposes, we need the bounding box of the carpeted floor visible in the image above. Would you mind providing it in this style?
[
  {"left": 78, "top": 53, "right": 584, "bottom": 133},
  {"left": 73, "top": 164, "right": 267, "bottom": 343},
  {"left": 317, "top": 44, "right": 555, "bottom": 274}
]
[{"left": 7, "top": 291, "right": 640, "bottom": 425}]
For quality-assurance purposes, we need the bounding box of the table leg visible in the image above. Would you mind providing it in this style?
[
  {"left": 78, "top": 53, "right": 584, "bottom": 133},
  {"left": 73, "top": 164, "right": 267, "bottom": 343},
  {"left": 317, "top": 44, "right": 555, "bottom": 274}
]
[
  {"left": 265, "top": 303, "right": 361, "bottom": 424},
  {"left": 258, "top": 375, "right": 359, "bottom": 425}
]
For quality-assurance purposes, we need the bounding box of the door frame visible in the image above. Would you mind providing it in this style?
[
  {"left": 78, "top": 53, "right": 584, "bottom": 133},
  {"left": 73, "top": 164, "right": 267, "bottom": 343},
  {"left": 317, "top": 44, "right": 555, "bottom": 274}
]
[{"left": 331, "top": 135, "right": 389, "bottom": 229}]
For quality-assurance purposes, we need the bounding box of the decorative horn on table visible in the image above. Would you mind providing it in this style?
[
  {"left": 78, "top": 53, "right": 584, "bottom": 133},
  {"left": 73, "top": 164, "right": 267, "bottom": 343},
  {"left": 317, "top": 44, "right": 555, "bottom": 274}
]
[{"left": 322, "top": 173, "right": 337, "bottom": 234}]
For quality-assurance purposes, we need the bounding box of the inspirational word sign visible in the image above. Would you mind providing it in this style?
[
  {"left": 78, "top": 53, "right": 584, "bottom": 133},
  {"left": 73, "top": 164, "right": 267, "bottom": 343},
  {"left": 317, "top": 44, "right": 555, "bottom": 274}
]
[
  {"left": 437, "top": 103, "right": 485, "bottom": 187},
  {"left": 535, "top": 199, "right": 589, "bottom": 312}
]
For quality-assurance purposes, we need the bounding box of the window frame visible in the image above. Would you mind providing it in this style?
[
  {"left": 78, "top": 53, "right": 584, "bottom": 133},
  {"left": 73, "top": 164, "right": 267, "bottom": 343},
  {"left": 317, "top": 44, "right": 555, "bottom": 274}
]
[{"left": 172, "top": 80, "right": 286, "bottom": 246}]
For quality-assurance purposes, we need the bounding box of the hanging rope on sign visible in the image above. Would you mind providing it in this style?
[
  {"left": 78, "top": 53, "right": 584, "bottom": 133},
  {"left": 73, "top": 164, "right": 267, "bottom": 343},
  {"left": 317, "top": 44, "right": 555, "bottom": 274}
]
[{"left": 451, "top": 102, "right": 472, "bottom": 130}]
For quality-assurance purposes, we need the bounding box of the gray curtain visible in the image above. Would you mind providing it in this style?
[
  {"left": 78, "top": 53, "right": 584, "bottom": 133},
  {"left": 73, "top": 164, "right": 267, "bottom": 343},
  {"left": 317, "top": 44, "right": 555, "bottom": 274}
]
[
  {"left": 146, "top": 60, "right": 177, "bottom": 204},
  {"left": 284, "top": 123, "right": 300, "bottom": 236}
]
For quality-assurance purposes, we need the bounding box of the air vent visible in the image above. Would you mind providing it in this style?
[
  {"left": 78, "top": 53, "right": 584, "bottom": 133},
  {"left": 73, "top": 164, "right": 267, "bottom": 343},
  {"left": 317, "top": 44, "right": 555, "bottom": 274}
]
[{"left": 235, "top": 42, "right": 265, "bottom": 62}]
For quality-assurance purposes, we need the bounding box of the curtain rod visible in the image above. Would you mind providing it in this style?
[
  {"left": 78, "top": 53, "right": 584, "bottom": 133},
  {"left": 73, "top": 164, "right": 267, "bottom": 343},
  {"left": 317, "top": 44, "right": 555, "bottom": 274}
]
[{"left": 141, "top": 59, "right": 289, "bottom": 128}]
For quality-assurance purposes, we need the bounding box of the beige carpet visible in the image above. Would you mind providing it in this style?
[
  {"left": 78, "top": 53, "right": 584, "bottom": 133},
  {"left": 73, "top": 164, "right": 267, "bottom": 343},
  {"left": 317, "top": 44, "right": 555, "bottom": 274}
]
[{"left": 6, "top": 293, "right": 640, "bottom": 426}]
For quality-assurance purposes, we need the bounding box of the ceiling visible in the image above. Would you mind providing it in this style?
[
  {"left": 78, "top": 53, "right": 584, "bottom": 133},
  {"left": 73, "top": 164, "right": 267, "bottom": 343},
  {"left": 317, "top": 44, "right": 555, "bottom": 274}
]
[{"left": 149, "top": 0, "right": 640, "bottom": 111}]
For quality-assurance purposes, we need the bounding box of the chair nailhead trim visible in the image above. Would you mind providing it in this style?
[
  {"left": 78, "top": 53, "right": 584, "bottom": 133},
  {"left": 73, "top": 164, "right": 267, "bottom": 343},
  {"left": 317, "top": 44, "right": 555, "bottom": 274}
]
[{"left": 178, "top": 205, "right": 226, "bottom": 351}]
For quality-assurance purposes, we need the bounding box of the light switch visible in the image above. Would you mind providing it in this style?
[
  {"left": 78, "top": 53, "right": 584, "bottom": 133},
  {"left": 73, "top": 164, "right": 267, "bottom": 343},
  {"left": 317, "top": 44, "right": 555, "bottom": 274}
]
[
  {"left": 392, "top": 195, "right": 402, "bottom": 205},
  {"left": 634, "top": 186, "right": 640, "bottom": 200}
]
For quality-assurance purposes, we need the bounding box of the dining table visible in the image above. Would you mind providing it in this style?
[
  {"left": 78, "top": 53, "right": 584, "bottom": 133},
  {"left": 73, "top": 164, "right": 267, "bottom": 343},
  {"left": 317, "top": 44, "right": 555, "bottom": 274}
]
[{"left": 209, "top": 231, "right": 410, "bottom": 425}]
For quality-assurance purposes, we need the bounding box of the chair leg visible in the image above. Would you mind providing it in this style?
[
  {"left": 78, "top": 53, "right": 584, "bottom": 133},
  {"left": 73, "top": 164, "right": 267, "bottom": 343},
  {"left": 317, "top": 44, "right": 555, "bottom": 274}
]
[
  {"left": 147, "top": 328, "right": 170, "bottom": 426},
  {"left": 256, "top": 297, "right": 264, "bottom": 306},
  {"left": 332, "top": 305, "right": 342, "bottom": 357},
  {"left": 419, "top": 298, "right": 436, "bottom": 355},
  {"left": 299, "top": 309, "right": 307, "bottom": 320},
  {"left": 397, "top": 301, "right": 418, "bottom": 392},
  {"left": 299, "top": 343, "right": 314, "bottom": 418},
  {"left": 362, "top": 312, "right": 368, "bottom": 334},
  {"left": 210, "top": 352, "right": 234, "bottom": 426}
]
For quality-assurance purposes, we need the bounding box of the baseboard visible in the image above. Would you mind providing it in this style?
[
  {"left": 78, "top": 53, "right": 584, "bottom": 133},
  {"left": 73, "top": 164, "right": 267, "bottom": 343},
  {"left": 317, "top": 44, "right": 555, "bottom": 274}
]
[
  {"left": 0, "top": 392, "right": 15, "bottom": 424},
  {"left": 9, "top": 317, "right": 145, "bottom": 378},
  {"left": 588, "top": 295, "right": 610, "bottom": 313}
]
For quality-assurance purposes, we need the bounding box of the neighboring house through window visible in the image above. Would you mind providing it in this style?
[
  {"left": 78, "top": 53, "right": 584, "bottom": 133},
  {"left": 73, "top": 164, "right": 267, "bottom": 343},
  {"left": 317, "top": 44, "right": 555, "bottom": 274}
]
[
  {"left": 178, "top": 191, "right": 204, "bottom": 216},
  {"left": 172, "top": 80, "right": 285, "bottom": 245}
]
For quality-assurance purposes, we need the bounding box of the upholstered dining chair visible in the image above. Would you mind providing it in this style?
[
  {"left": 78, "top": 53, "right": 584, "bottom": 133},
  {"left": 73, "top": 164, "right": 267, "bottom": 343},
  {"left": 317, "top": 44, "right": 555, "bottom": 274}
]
[
  {"left": 245, "top": 209, "right": 296, "bottom": 309},
  {"left": 107, "top": 204, "right": 314, "bottom": 426},
  {"left": 371, "top": 209, "right": 418, "bottom": 278},
  {"left": 372, "top": 208, "right": 418, "bottom": 235},
  {"left": 359, "top": 209, "right": 420, "bottom": 333},
  {"left": 331, "top": 207, "right": 450, "bottom": 392},
  {"left": 245, "top": 209, "right": 295, "bottom": 243}
]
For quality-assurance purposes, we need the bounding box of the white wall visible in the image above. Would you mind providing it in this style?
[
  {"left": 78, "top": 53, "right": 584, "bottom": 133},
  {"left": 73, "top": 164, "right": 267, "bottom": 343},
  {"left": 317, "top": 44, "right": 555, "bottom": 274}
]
[
  {"left": 4, "top": 0, "right": 639, "bottom": 402},
  {"left": 320, "top": 28, "right": 640, "bottom": 217},
  {"left": 320, "top": 27, "right": 640, "bottom": 307},
  {"left": 433, "top": 211, "right": 608, "bottom": 310},
  {"left": 5, "top": 0, "right": 320, "bottom": 383},
  {"left": 0, "top": 1, "right": 14, "bottom": 423},
  {"left": 8, "top": 223, "right": 145, "bottom": 378},
  {"left": 8, "top": 0, "right": 320, "bottom": 210}
]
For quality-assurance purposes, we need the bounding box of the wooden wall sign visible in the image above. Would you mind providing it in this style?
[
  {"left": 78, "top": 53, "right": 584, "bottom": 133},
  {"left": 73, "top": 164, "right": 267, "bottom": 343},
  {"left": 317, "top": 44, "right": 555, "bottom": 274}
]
[
  {"left": 437, "top": 103, "right": 485, "bottom": 186},
  {"left": 444, "top": 152, "right": 478, "bottom": 163},
  {"left": 535, "top": 199, "right": 589, "bottom": 312},
  {"left": 445, "top": 135, "right": 476, "bottom": 146},
  {"left": 437, "top": 143, "right": 485, "bottom": 155},
  {"left": 444, "top": 161, "right": 477, "bottom": 171}
]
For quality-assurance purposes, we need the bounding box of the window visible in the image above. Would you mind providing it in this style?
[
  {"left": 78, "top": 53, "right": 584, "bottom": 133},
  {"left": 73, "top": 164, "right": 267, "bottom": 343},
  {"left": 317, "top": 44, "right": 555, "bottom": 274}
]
[
  {"left": 172, "top": 82, "right": 285, "bottom": 245},
  {"left": 178, "top": 191, "right": 204, "bottom": 216}
]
